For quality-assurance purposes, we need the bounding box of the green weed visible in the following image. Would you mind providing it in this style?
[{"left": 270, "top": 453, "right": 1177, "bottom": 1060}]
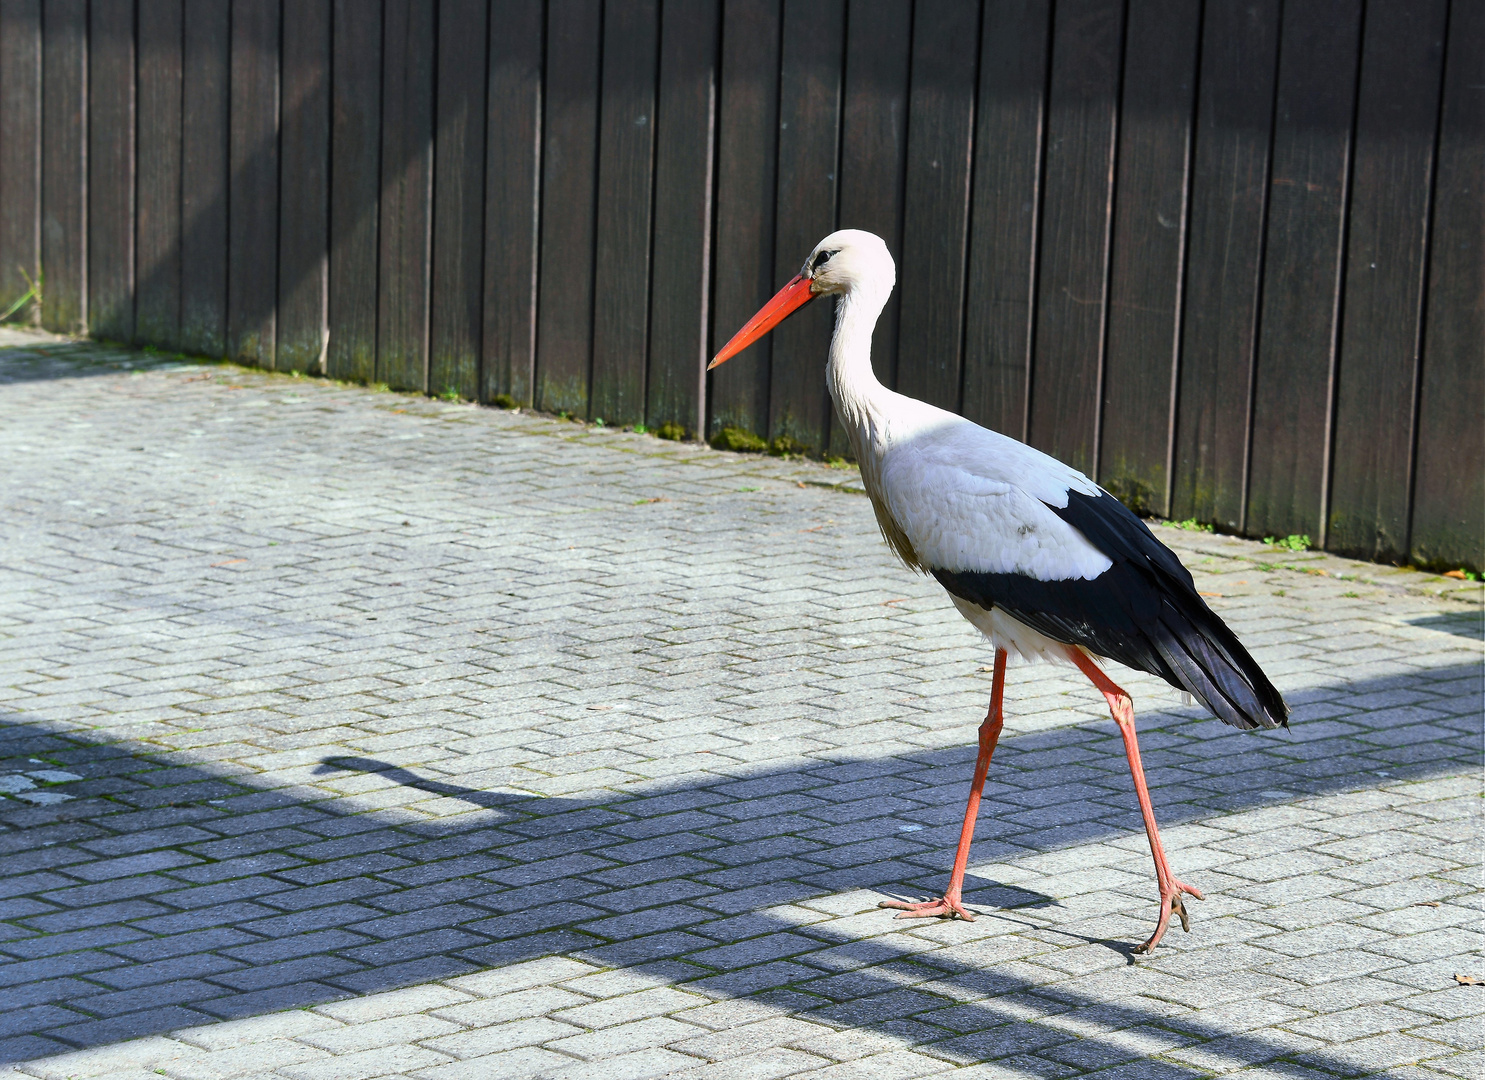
[{"left": 1263, "top": 534, "right": 1311, "bottom": 552}]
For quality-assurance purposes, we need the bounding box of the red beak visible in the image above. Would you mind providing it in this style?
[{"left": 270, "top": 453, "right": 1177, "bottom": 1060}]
[{"left": 708, "top": 274, "right": 816, "bottom": 370}]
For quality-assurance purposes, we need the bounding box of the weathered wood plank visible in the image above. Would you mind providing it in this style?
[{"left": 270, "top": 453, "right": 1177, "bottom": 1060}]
[
  {"left": 709, "top": 0, "right": 781, "bottom": 439},
  {"left": 1171, "top": 0, "right": 1280, "bottom": 532},
  {"left": 376, "top": 0, "right": 434, "bottom": 392},
  {"left": 227, "top": 0, "right": 279, "bottom": 367},
  {"left": 1411, "top": 0, "right": 1484, "bottom": 572},
  {"left": 482, "top": 0, "right": 543, "bottom": 406},
  {"left": 430, "top": 0, "right": 487, "bottom": 401},
  {"left": 0, "top": 0, "right": 41, "bottom": 320},
  {"left": 1098, "top": 0, "right": 1200, "bottom": 516},
  {"left": 1028, "top": 0, "right": 1124, "bottom": 476},
  {"left": 1246, "top": 0, "right": 1363, "bottom": 544},
  {"left": 277, "top": 0, "right": 330, "bottom": 373},
  {"left": 837, "top": 0, "right": 911, "bottom": 398},
  {"left": 895, "top": 0, "right": 981, "bottom": 414},
  {"left": 961, "top": 0, "right": 1052, "bottom": 441},
  {"left": 768, "top": 0, "right": 844, "bottom": 454},
  {"left": 1328, "top": 0, "right": 1448, "bottom": 562},
  {"left": 136, "top": 0, "right": 183, "bottom": 349},
  {"left": 41, "top": 0, "right": 86, "bottom": 333},
  {"left": 327, "top": 0, "right": 381, "bottom": 383},
  {"left": 88, "top": 0, "right": 135, "bottom": 343},
  {"left": 536, "top": 0, "right": 602, "bottom": 416},
  {"left": 180, "top": 0, "right": 229, "bottom": 357},
  {"left": 646, "top": 0, "right": 719, "bottom": 436},
  {"left": 590, "top": 0, "right": 660, "bottom": 428}
]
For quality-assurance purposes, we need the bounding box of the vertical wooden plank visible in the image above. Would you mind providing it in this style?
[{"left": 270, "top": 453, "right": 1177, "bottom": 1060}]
[
  {"left": 647, "top": 0, "right": 720, "bottom": 437},
  {"left": 327, "top": 0, "right": 380, "bottom": 383},
  {"left": 135, "top": 0, "right": 182, "bottom": 349},
  {"left": 180, "top": 0, "right": 228, "bottom": 357},
  {"left": 1171, "top": 0, "right": 1280, "bottom": 531},
  {"left": 1097, "top": 0, "right": 1200, "bottom": 516},
  {"left": 376, "top": 0, "right": 434, "bottom": 391},
  {"left": 768, "top": 0, "right": 844, "bottom": 453},
  {"left": 1027, "top": 0, "right": 1124, "bottom": 476},
  {"left": 88, "top": 0, "right": 135, "bottom": 343},
  {"left": 836, "top": 0, "right": 911, "bottom": 397},
  {"left": 895, "top": 0, "right": 981, "bottom": 413},
  {"left": 1246, "top": 0, "right": 1363, "bottom": 544},
  {"left": 961, "top": 0, "right": 1052, "bottom": 441},
  {"left": 1327, "top": 0, "right": 1449, "bottom": 562},
  {"left": 1411, "top": 0, "right": 1484, "bottom": 572},
  {"left": 0, "top": 0, "right": 42, "bottom": 319},
  {"left": 227, "top": 0, "right": 279, "bottom": 367},
  {"left": 536, "top": 0, "right": 602, "bottom": 416},
  {"left": 40, "top": 0, "right": 86, "bottom": 333},
  {"left": 277, "top": 0, "right": 330, "bottom": 373},
  {"left": 430, "top": 0, "right": 488, "bottom": 401},
  {"left": 708, "top": 0, "right": 780, "bottom": 439},
  {"left": 482, "top": 0, "right": 543, "bottom": 406},
  {"left": 590, "top": 0, "right": 659, "bottom": 428}
]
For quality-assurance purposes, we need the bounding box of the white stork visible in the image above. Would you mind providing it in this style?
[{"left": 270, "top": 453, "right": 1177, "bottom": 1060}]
[{"left": 709, "top": 230, "right": 1288, "bottom": 953}]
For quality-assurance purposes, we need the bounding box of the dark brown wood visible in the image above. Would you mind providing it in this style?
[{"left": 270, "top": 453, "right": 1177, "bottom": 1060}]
[
  {"left": 536, "top": 0, "right": 602, "bottom": 416},
  {"left": 895, "top": 0, "right": 981, "bottom": 414},
  {"left": 1028, "top": 0, "right": 1124, "bottom": 476},
  {"left": 1328, "top": 0, "right": 1449, "bottom": 562},
  {"left": 1411, "top": 0, "right": 1484, "bottom": 572},
  {"left": 227, "top": 0, "right": 279, "bottom": 366},
  {"left": 376, "top": 0, "right": 435, "bottom": 392},
  {"left": 836, "top": 0, "right": 911, "bottom": 399},
  {"left": 647, "top": 0, "right": 720, "bottom": 437},
  {"left": 41, "top": 0, "right": 86, "bottom": 333},
  {"left": 961, "top": 0, "right": 1052, "bottom": 441},
  {"left": 481, "top": 0, "right": 543, "bottom": 406},
  {"left": 135, "top": 0, "right": 183, "bottom": 349},
  {"left": 430, "top": 0, "right": 488, "bottom": 401},
  {"left": 1246, "top": 0, "right": 1363, "bottom": 544},
  {"left": 180, "top": 0, "right": 229, "bottom": 357},
  {"left": 1098, "top": 0, "right": 1201, "bottom": 516},
  {"left": 708, "top": 0, "right": 780, "bottom": 439},
  {"left": 327, "top": 0, "right": 381, "bottom": 383},
  {"left": 87, "top": 0, "right": 134, "bottom": 343},
  {"left": 1171, "top": 0, "right": 1280, "bottom": 532},
  {"left": 768, "top": 0, "right": 844, "bottom": 453},
  {"left": 277, "top": 0, "right": 330, "bottom": 373},
  {"left": 590, "top": 0, "right": 660, "bottom": 428},
  {"left": 0, "top": 0, "right": 41, "bottom": 319}
]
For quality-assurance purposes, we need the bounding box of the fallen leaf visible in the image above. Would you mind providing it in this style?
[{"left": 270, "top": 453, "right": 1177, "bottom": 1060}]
[
  {"left": 1198, "top": 591, "right": 1223, "bottom": 598},
  {"left": 210, "top": 559, "right": 246, "bottom": 567},
  {"left": 1415, "top": 901, "right": 1442, "bottom": 908},
  {"left": 1455, "top": 974, "right": 1482, "bottom": 986},
  {"left": 1443, "top": 569, "right": 1467, "bottom": 580},
  {"left": 884, "top": 598, "right": 910, "bottom": 607},
  {"left": 797, "top": 481, "right": 806, "bottom": 488},
  {"left": 586, "top": 705, "right": 613, "bottom": 712}
]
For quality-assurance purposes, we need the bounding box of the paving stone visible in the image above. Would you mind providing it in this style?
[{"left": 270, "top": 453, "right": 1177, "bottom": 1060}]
[{"left": 0, "top": 333, "right": 1478, "bottom": 1078}]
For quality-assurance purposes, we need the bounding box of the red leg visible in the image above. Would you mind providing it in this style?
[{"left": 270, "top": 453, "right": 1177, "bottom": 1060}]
[
  {"left": 881, "top": 648, "right": 1007, "bottom": 921},
  {"left": 1067, "top": 649, "right": 1203, "bottom": 953}
]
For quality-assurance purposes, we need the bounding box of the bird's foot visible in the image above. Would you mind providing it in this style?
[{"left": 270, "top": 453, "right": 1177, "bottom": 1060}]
[
  {"left": 879, "top": 895, "right": 976, "bottom": 921},
  {"left": 1133, "top": 879, "right": 1204, "bottom": 954}
]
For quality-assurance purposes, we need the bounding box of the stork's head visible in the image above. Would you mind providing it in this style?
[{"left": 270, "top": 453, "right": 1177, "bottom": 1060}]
[{"left": 709, "top": 230, "right": 895, "bottom": 370}]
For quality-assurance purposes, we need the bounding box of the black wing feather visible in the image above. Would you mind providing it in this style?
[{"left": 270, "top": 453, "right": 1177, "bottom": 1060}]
[{"left": 933, "top": 490, "right": 1288, "bottom": 730}]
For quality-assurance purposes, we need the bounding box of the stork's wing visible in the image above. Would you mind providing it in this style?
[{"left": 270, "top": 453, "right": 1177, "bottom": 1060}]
[{"left": 879, "top": 420, "right": 1288, "bottom": 730}]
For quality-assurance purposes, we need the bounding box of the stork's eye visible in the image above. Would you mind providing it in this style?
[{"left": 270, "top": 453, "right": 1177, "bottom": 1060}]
[{"left": 810, "top": 249, "right": 839, "bottom": 273}]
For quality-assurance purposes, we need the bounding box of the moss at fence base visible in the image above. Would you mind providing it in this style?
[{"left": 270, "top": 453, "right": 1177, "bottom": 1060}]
[{"left": 710, "top": 426, "right": 768, "bottom": 453}]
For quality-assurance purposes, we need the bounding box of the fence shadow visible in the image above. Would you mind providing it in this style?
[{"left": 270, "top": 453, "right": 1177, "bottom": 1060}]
[{"left": 1, "top": 657, "right": 1476, "bottom": 1072}]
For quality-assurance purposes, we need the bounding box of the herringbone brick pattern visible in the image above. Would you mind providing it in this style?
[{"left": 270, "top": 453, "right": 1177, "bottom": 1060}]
[{"left": 1, "top": 329, "right": 1480, "bottom": 1079}]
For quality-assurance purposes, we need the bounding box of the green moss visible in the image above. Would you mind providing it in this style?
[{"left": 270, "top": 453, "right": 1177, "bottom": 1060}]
[
  {"left": 492, "top": 393, "right": 517, "bottom": 410},
  {"left": 1263, "top": 534, "right": 1312, "bottom": 552},
  {"left": 656, "top": 422, "right": 687, "bottom": 441},
  {"left": 769, "top": 435, "right": 807, "bottom": 457},
  {"left": 710, "top": 426, "right": 768, "bottom": 453}
]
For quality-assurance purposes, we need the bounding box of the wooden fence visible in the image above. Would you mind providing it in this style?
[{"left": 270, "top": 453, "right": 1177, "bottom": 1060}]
[{"left": 0, "top": 0, "right": 1480, "bottom": 571}]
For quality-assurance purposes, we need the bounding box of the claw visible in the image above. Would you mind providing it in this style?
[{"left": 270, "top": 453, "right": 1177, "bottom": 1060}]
[
  {"left": 1133, "top": 878, "right": 1203, "bottom": 953},
  {"left": 879, "top": 896, "right": 976, "bottom": 921}
]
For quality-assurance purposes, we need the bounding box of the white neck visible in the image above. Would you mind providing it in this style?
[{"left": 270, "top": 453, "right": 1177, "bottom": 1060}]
[{"left": 825, "top": 282, "right": 893, "bottom": 457}]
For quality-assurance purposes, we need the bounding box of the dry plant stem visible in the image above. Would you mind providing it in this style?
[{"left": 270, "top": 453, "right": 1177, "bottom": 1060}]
[
  {"left": 1067, "top": 648, "right": 1204, "bottom": 953},
  {"left": 880, "top": 648, "right": 1007, "bottom": 921}
]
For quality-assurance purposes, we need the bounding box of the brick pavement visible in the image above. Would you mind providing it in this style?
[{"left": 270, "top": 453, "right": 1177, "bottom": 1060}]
[{"left": 0, "top": 327, "right": 1480, "bottom": 1079}]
